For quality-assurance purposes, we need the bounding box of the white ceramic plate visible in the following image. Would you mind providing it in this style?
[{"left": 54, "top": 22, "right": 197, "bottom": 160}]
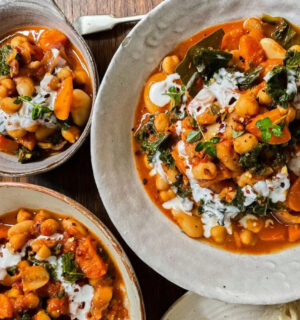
[
  {"left": 91, "top": 0, "right": 300, "bottom": 304},
  {"left": 162, "top": 292, "right": 282, "bottom": 320},
  {"left": 0, "top": 182, "right": 145, "bottom": 319}
]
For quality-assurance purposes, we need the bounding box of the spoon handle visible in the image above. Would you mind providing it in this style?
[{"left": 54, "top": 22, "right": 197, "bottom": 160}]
[{"left": 74, "top": 14, "right": 145, "bottom": 35}]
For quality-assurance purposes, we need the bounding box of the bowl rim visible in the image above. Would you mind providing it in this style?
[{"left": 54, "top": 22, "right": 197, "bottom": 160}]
[
  {"left": 91, "top": 0, "right": 300, "bottom": 305},
  {"left": 0, "top": 181, "right": 146, "bottom": 319},
  {"left": 0, "top": 0, "right": 99, "bottom": 177}
]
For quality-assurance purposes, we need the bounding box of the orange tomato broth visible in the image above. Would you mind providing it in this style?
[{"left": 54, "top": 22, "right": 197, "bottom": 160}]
[
  {"left": 132, "top": 18, "right": 300, "bottom": 254},
  {"left": 0, "top": 208, "right": 128, "bottom": 319},
  {"left": 0, "top": 26, "right": 93, "bottom": 96}
]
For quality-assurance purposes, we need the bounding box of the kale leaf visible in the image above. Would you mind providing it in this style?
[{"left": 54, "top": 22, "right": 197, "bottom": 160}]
[
  {"left": 262, "top": 14, "right": 299, "bottom": 48},
  {"left": 238, "top": 143, "right": 266, "bottom": 173},
  {"left": 284, "top": 50, "right": 300, "bottom": 71},
  {"left": 193, "top": 48, "right": 232, "bottom": 82},
  {"left": 7, "top": 265, "right": 18, "bottom": 276},
  {"left": 172, "top": 174, "right": 192, "bottom": 198},
  {"left": 159, "top": 149, "right": 175, "bottom": 169},
  {"left": 61, "top": 252, "right": 85, "bottom": 284},
  {"left": 265, "top": 65, "right": 297, "bottom": 108},
  {"left": 237, "top": 65, "right": 262, "bottom": 90},
  {"left": 0, "top": 45, "right": 13, "bottom": 76},
  {"left": 18, "top": 146, "right": 40, "bottom": 163}
]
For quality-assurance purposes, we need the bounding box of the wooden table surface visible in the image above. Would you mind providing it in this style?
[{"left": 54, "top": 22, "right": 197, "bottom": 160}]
[{"left": 1, "top": 0, "right": 186, "bottom": 318}]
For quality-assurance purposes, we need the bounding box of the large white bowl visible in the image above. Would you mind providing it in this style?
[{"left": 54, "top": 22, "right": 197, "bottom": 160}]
[
  {"left": 91, "top": 0, "right": 300, "bottom": 305},
  {"left": 0, "top": 182, "right": 145, "bottom": 319}
]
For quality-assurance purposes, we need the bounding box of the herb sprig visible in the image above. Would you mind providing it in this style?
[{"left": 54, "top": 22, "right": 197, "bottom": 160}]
[
  {"left": 14, "top": 96, "right": 51, "bottom": 120},
  {"left": 195, "top": 137, "right": 220, "bottom": 157},
  {"left": 255, "top": 116, "right": 286, "bottom": 142}
]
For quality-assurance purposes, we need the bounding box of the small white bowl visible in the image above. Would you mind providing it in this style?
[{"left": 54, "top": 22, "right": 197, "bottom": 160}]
[
  {"left": 0, "top": 0, "right": 98, "bottom": 176},
  {"left": 91, "top": 0, "right": 300, "bottom": 305},
  {"left": 0, "top": 182, "right": 145, "bottom": 319}
]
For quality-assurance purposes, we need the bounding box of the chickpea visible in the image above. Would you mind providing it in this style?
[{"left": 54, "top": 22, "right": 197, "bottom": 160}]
[
  {"left": 196, "top": 112, "right": 217, "bottom": 125},
  {"left": 0, "top": 97, "right": 22, "bottom": 114},
  {"left": 15, "top": 293, "right": 40, "bottom": 310},
  {"left": 233, "top": 133, "right": 258, "bottom": 154},
  {"left": 6, "top": 128, "right": 27, "bottom": 139},
  {"left": 15, "top": 77, "right": 35, "bottom": 97},
  {"left": 154, "top": 113, "right": 169, "bottom": 132},
  {"left": 289, "top": 45, "right": 300, "bottom": 52},
  {"left": 155, "top": 174, "right": 169, "bottom": 191},
  {"left": 235, "top": 94, "right": 259, "bottom": 117},
  {"left": 246, "top": 218, "right": 264, "bottom": 233},
  {"left": 10, "top": 35, "right": 27, "bottom": 47},
  {"left": 35, "top": 311, "right": 51, "bottom": 320},
  {"left": 6, "top": 288, "right": 21, "bottom": 298},
  {"left": 8, "top": 220, "right": 34, "bottom": 237},
  {"left": 161, "top": 55, "right": 180, "bottom": 74},
  {"left": 216, "top": 140, "right": 240, "bottom": 172},
  {"left": 0, "top": 85, "right": 7, "bottom": 98},
  {"left": 285, "top": 106, "right": 296, "bottom": 123},
  {"left": 71, "top": 89, "right": 92, "bottom": 127},
  {"left": 18, "top": 260, "right": 30, "bottom": 272},
  {"left": 17, "top": 209, "right": 33, "bottom": 223},
  {"left": 74, "top": 69, "right": 88, "bottom": 85},
  {"left": 240, "top": 229, "right": 257, "bottom": 246},
  {"left": 159, "top": 189, "right": 176, "bottom": 202},
  {"left": 62, "top": 218, "right": 87, "bottom": 237},
  {"left": 257, "top": 88, "right": 272, "bottom": 105},
  {"left": 49, "top": 76, "right": 59, "bottom": 91},
  {"left": 1, "top": 79, "right": 16, "bottom": 96},
  {"left": 211, "top": 225, "right": 227, "bottom": 244},
  {"left": 35, "top": 126, "right": 57, "bottom": 142},
  {"left": 28, "top": 61, "right": 41, "bottom": 69},
  {"left": 192, "top": 162, "right": 217, "bottom": 180},
  {"left": 47, "top": 298, "right": 68, "bottom": 318},
  {"left": 57, "top": 67, "right": 73, "bottom": 80},
  {"left": 166, "top": 168, "right": 178, "bottom": 183},
  {"left": 176, "top": 213, "right": 203, "bottom": 238},
  {"left": 37, "top": 245, "right": 51, "bottom": 260},
  {"left": 243, "top": 17, "right": 263, "bottom": 32},
  {"left": 34, "top": 210, "right": 52, "bottom": 224},
  {"left": 61, "top": 126, "right": 80, "bottom": 143},
  {"left": 40, "top": 219, "right": 60, "bottom": 236},
  {"left": 9, "top": 233, "right": 28, "bottom": 251}
]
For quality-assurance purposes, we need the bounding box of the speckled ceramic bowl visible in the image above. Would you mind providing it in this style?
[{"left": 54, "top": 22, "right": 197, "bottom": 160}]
[
  {"left": 0, "top": 0, "right": 98, "bottom": 176},
  {"left": 91, "top": 0, "right": 300, "bottom": 306},
  {"left": 0, "top": 182, "right": 145, "bottom": 319}
]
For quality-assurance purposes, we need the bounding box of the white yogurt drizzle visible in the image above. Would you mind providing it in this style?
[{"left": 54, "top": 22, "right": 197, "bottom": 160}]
[{"left": 149, "top": 73, "right": 181, "bottom": 107}]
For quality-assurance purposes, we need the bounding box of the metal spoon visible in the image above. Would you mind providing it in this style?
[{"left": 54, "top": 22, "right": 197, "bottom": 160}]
[{"left": 74, "top": 14, "right": 146, "bottom": 35}]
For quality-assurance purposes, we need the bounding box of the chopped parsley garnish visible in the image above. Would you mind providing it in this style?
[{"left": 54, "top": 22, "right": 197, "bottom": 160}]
[
  {"left": 61, "top": 252, "right": 84, "bottom": 284},
  {"left": 7, "top": 265, "right": 18, "bottom": 276},
  {"left": 164, "top": 85, "right": 186, "bottom": 107},
  {"left": 195, "top": 137, "right": 220, "bottom": 157},
  {"left": 255, "top": 116, "right": 285, "bottom": 142},
  {"left": 237, "top": 65, "right": 262, "bottom": 90},
  {"left": 0, "top": 45, "right": 13, "bottom": 76},
  {"left": 186, "top": 130, "right": 203, "bottom": 143},
  {"left": 14, "top": 96, "right": 52, "bottom": 120},
  {"left": 265, "top": 65, "right": 297, "bottom": 108},
  {"left": 193, "top": 48, "right": 232, "bottom": 82}
]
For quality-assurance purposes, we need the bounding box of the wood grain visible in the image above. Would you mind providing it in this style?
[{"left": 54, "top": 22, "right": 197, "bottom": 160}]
[{"left": 0, "top": 0, "right": 186, "bottom": 319}]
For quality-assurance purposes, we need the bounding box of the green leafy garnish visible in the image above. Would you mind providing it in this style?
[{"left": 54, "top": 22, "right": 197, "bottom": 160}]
[
  {"left": 61, "top": 252, "right": 84, "bottom": 284},
  {"left": 195, "top": 137, "right": 220, "bottom": 157},
  {"left": 0, "top": 45, "right": 13, "bottom": 76},
  {"left": 232, "top": 129, "right": 245, "bottom": 138},
  {"left": 176, "top": 28, "right": 225, "bottom": 96},
  {"left": 164, "top": 85, "right": 186, "bottom": 107},
  {"left": 7, "top": 265, "right": 18, "bottom": 276},
  {"left": 193, "top": 48, "right": 232, "bottom": 82},
  {"left": 27, "top": 253, "right": 57, "bottom": 280},
  {"left": 237, "top": 65, "right": 262, "bottom": 90},
  {"left": 141, "top": 133, "right": 169, "bottom": 162},
  {"left": 45, "top": 264, "right": 58, "bottom": 281},
  {"left": 172, "top": 174, "right": 192, "bottom": 198},
  {"left": 265, "top": 65, "right": 297, "bottom": 108},
  {"left": 284, "top": 50, "right": 300, "bottom": 71},
  {"left": 17, "top": 146, "right": 40, "bottom": 163},
  {"left": 186, "top": 130, "right": 203, "bottom": 143},
  {"left": 52, "top": 243, "right": 62, "bottom": 255},
  {"left": 159, "top": 149, "right": 175, "bottom": 169},
  {"left": 21, "top": 314, "right": 32, "bottom": 320},
  {"left": 14, "top": 96, "right": 52, "bottom": 120},
  {"left": 262, "top": 14, "right": 300, "bottom": 48},
  {"left": 256, "top": 116, "right": 285, "bottom": 142}
]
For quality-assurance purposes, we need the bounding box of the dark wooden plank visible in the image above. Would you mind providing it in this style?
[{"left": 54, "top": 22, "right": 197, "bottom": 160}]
[{"left": 0, "top": 1, "right": 186, "bottom": 318}]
